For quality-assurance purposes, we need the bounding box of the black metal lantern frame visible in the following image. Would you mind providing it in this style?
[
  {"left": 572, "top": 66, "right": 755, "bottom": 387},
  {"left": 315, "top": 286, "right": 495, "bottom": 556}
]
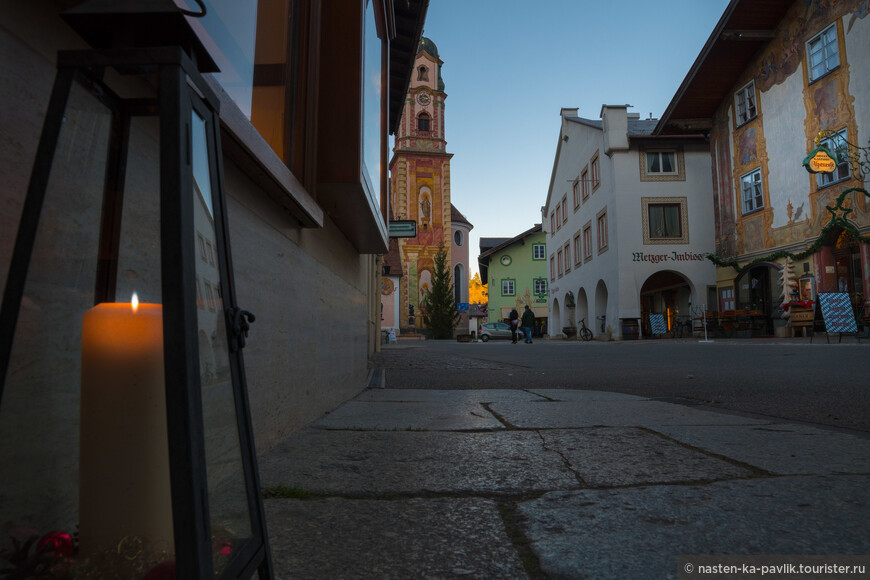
[{"left": 0, "top": 43, "right": 272, "bottom": 580}]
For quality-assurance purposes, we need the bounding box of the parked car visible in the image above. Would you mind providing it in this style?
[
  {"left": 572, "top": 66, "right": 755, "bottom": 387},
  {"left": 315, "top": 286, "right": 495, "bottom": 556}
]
[{"left": 479, "top": 322, "right": 512, "bottom": 342}]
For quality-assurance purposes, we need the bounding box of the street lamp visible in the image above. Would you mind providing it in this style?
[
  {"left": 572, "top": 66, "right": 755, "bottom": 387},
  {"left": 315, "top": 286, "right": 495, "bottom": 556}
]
[{"left": 0, "top": 1, "right": 272, "bottom": 577}]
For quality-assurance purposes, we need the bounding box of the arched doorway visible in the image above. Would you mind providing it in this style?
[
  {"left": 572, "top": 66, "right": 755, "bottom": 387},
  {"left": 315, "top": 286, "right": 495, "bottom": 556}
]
[
  {"left": 734, "top": 262, "right": 780, "bottom": 337},
  {"left": 817, "top": 226, "right": 866, "bottom": 310},
  {"left": 576, "top": 287, "right": 590, "bottom": 332},
  {"left": 563, "top": 291, "right": 576, "bottom": 336},
  {"left": 550, "top": 298, "right": 561, "bottom": 338},
  {"left": 640, "top": 271, "right": 692, "bottom": 336},
  {"left": 594, "top": 280, "right": 608, "bottom": 336}
]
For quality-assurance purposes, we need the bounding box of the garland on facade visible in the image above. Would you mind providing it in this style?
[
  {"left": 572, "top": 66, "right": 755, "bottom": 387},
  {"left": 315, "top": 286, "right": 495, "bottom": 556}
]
[{"left": 706, "top": 187, "right": 870, "bottom": 275}]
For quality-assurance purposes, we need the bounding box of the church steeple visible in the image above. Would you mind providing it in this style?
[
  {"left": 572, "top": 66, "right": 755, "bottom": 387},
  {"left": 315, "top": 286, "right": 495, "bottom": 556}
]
[{"left": 395, "top": 36, "right": 447, "bottom": 153}]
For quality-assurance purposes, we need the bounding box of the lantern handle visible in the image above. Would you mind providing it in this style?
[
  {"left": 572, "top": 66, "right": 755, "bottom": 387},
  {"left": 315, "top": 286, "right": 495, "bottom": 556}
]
[{"left": 227, "top": 307, "right": 255, "bottom": 351}]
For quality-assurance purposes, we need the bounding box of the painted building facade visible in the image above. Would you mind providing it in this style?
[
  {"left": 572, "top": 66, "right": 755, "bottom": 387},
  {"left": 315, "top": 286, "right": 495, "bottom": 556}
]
[
  {"left": 389, "top": 36, "right": 472, "bottom": 335},
  {"left": 478, "top": 225, "right": 549, "bottom": 333},
  {"left": 543, "top": 106, "right": 716, "bottom": 339},
  {"left": 656, "top": 0, "right": 870, "bottom": 332}
]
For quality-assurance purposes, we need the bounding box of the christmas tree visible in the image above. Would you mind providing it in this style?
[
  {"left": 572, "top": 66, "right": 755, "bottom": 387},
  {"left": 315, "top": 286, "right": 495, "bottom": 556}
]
[{"left": 421, "top": 245, "right": 460, "bottom": 339}]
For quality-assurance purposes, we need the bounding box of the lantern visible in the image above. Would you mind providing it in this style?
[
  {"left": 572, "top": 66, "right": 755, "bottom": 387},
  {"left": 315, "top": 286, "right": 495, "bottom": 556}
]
[{"left": 0, "top": 1, "right": 273, "bottom": 577}]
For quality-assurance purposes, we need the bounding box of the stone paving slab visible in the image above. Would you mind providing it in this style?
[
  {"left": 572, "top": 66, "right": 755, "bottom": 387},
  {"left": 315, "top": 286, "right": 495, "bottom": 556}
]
[
  {"left": 258, "top": 430, "right": 577, "bottom": 495},
  {"left": 313, "top": 400, "right": 504, "bottom": 431},
  {"left": 652, "top": 424, "right": 870, "bottom": 475},
  {"left": 539, "top": 428, "right": 753, "bottom": 486},
  {"left": 490, "top": 400, "right": 771, "bottom": 429},
  {"left": 266, "top": 497, "right": 527, "bottom": 579},
  {"left": 528, "top": 389, "right": 649, "bottom": 402},
  {"left": 355, "top": 388, "right": 548, "bottom": 403},
  {"left": 518, "top": 475, "right": 870, "bottom": 579}
]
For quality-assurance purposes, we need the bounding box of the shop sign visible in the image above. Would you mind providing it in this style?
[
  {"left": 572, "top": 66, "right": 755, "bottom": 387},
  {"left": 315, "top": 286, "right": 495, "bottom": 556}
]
[
  {"left": 388, "top": 220, "right": 417, "bottom": 238},
  {"left": 631, "top": 251, "right": 706, "bottom": 264},
  {"left": 802, "top": 146, "right": 837, "bottom": 174}
]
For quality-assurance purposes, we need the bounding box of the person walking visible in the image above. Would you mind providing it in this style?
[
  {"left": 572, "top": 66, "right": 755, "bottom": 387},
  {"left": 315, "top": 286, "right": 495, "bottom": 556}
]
[
  {"left": 508, "top": 307, "right": 519, "bottom": 343},
  {"left": 521, "top": 304, "right": 536, "bottom": 343}
]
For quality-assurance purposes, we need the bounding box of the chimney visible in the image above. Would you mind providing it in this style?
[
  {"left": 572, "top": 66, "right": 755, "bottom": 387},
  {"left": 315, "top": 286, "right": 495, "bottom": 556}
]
[{"left": 600, "top": 104, "right": 630, "bottom": 156}]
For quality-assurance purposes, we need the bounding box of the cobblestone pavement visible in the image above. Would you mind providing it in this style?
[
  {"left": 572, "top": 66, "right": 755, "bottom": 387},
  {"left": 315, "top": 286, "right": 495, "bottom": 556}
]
[{"left": 261, "top": 385, "right": 870, "bottom": 579}]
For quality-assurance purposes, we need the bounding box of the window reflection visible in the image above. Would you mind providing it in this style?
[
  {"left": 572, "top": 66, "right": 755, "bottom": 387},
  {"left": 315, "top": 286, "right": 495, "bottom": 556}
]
[
  {"left": 182, "top": 0, "right": 291, "bottom": 163},
  {"left": 363, "top": 0, "right": 384, "bottom": 198}
]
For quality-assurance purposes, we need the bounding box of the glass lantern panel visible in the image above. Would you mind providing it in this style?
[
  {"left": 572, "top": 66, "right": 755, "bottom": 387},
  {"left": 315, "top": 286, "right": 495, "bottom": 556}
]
[
  {"left": 0, "top": 79, "right": 112, "bottom": 562},
  {"left": 115, "top": 116, "right": 163, "bottom": 304},
  {"left": 190, "top": 110, "right": 253, "bottom": 575}
]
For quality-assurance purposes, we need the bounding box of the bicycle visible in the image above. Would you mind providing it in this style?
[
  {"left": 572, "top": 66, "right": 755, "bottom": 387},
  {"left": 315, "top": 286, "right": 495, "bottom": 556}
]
[
  {"left": 670, "top": 315, "right": 693, "bottom": 338},
  {"left": 577, "top": 318, "right": 594, "bottom": 342}
]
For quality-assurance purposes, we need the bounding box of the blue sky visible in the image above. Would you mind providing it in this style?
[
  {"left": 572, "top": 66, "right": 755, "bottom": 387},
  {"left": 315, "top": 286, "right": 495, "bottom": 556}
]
[{"left": 413, "top": 0, "right": 731, "bottom": 276}]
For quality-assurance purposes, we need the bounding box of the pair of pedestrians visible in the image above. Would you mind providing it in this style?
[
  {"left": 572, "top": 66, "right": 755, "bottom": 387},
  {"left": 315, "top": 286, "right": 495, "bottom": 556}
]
[{"left": 509, "top": 305, "right": 537, "bottom": 343}]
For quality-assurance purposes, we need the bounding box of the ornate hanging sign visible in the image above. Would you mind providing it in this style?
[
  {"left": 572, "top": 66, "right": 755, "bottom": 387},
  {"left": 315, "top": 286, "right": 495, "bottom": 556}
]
[{"left": 802, "top": 146, "right": 837, "bottom": 174}]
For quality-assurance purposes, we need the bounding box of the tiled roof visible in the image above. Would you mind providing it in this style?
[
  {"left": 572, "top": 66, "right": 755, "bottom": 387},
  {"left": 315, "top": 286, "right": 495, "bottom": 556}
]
[
  {"left": 479, "top": 237, "right": 511, "bottom": 253},
  {"left": 382, "top": 238, "right": 403, "bottom": 277},
  {"left": 451, "top": 204, "right": 472, "bottom": 228},
  {"left": 567, "top": 116, "right": 658, "bottom": 135}
]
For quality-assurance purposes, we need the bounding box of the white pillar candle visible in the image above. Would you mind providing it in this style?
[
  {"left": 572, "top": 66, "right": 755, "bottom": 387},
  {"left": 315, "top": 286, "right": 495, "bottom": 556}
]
[{"left": 79, "top": 297, "right": 174, "bottom": 557}]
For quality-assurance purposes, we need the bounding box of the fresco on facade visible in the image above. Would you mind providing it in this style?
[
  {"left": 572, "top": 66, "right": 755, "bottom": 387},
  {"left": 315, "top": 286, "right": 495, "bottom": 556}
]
[
  {"left": 758, "top": 0, "right": 868, "bottom": 92},
  {"left": 743, "top": 216, "right": 765, "bottom": 253},
  {"left": 812, "top": 80, "right": 841, "bottom": 129},
  {"left": 737, "top": 128, "right": 758, "bottom": 165},
  {"left": 712, "top": 113, "right": 737, "bottom": 256}
]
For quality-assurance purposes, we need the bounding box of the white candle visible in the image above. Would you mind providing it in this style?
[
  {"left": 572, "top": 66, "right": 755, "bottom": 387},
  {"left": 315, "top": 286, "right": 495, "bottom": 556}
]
[{"left": 79, "top": 297, "right": 174, "bottom": 557}]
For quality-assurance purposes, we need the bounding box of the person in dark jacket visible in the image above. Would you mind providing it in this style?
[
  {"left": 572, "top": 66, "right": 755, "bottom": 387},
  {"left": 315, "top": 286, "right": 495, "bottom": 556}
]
[
  {"left": 521, "top": 305, "right": 536, "bottom": 343},
  {"left": 508, "top": 308, "right": 519, "bottom": 343}
]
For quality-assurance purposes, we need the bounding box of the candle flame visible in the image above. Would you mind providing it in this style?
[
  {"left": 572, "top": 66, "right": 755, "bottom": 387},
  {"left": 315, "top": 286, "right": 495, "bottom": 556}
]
[{"left": 131, "top": 293, "right": 139, "bottom": 313}]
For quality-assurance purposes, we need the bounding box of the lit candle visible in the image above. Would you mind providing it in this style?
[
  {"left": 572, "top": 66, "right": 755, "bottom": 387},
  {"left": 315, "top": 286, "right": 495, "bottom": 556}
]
[{"left": 79, "top": 295, "right": 174, "bottom": 557}]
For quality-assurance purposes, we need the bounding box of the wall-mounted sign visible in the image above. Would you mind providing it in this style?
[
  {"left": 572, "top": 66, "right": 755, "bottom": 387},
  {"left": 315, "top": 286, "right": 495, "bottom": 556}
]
[
  {"left": 631, "top": 251, "right": 706, "bottom": 264},
  {"left": 388, "top": 220, "right": 417, "bottom": 238},
  {"left": 457, "top": 302, "right": 469, "bottom": 311},
  {"left": 802, "top": 146, "right": 837, "bottom": 174}
]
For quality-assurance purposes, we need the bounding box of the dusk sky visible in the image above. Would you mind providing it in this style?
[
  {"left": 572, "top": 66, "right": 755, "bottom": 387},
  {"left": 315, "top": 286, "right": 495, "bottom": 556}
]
[{"left": 408, "top": 0, "right": 732, "bottom": 276}]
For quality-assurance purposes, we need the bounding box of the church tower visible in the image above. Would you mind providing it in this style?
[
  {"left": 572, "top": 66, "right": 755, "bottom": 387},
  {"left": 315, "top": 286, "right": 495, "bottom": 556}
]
[{"left": 390, "top": 37, "right": 458, "bottom": 334}]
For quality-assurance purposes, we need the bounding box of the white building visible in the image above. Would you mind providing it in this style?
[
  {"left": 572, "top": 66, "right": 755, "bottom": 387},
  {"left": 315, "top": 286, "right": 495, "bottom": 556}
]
[{"left": 543, "top": 105, "right": 716, "bottom": 339}]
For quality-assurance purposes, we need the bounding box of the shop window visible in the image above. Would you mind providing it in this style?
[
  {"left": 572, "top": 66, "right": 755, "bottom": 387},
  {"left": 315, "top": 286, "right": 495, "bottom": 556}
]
[
  {"left": 583, "top": 223, "right": 593, "bottom": 261},
  {"left": 596, "top": 209, "right": 608, "bottom": 253},
  {"left": 807, "top": 23, "right": 840, "bottom": 83},
  {"left": 735, "top": 80, "right": 757, "bottom": 126},
  {"left": 740, "top": 169, "right": 764, "bottom": 215},
  {"left": 817, "top": 128, "right": 851, "bottom": 188},
  {"left": 642, "top": 197, "right": 689, "bottom": 244},
  {"left": 591, "top": 152, "right": 600, "bottom": 190},
  {"left": 646, "top": 151, "right": 677, "bottom": 174},
  {"left": 573, "top": 234, "right": 582, "bottom": 266},
  {"left": 563, "top": 242, "right": 571, "bottom": 273}
]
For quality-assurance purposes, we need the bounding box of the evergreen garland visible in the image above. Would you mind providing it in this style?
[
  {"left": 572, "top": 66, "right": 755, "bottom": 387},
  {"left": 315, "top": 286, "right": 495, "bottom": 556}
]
[{"left": 706, "top": 187, "right": 870, "bottom": 276}]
